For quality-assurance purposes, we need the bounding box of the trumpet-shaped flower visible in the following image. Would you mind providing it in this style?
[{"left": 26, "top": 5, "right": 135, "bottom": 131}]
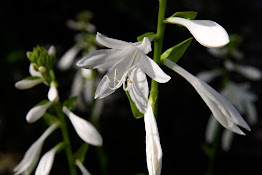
[
  {"left": 26, "top": 101, "right": 53, "bottom": 123},
  {"left": 77, "top": 32, "right": 170, "bottom": 113},
  {"left": 14, "top": 124, "right": 58, "bottom": 175},
  {"left": 75, "top": 159, "right": 91, "bottom": 175},
  {"left": 35, "top": 144, "right": 60, "bottom": 175},
  {"left": 163, "top": 59, "right": 250, "bottom": 135},
  {"left": 165, "top": 17, "right": 229, "bottom": 48},
  {"left": 48, "top": 81, "right": 59, "bottom": 102},
  {"left": 62, "top": 107, "right": 103, "bottom": 146},
  {"left": 144, "top": 99, "right": 162, "bottom": 175}
]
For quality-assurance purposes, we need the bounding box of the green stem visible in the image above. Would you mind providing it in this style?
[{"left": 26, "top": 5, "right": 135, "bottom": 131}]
[
  {"left": 150, "top": 0, "right": 167, "bottom": 117},
  {"left": 55, "top": 102, "right": 77, "bottom": 175}
]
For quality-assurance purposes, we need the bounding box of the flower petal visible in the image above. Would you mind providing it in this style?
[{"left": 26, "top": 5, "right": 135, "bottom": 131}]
[
  {"left": 29, "top": 64, "right": 42, "bottom": 77},
  {"left": 134, "top": 37, "right": 152, "bottom": 54},
  {"left": 164, "top": 59, "right": 250, "bottom": 134},
  {"left": 144, "top": 100, "right": 162, "bottom": 175},
  {"left": 26, "top": 101, "right": 53, "bottom": 123},
  {"left": 140, "top": 55, "right": 171, "bottom": 83},
  {"left": 196, "top": 70, "right": 221, "bottom": 83},
  {"left": 75, "top": 159, "right": 91, "bottom": 175},
  {"left": 128, "top": 68, "right": 149, "bottom": 114},
  {"left": 96, "top": 32, "right": 130, "bottom": 49},
  {"left": 221, "top": 130, "right": 234, "bottom": 151},
  {"left": 63, "top": 107, "right": 103, "bottom": 146},
  {"left": 205, "top": 115, "right": 219, "bottom": 144},
  {"left": 15, "top": 78, "right": 44, "bottom": 90},
  {"left": 58, "top": 45, "right": 81, "bottom": 70},
  {"left": 236, "top": 65, "right": 262, "bottom": 80},
  {"left": 165, "top": 17, "right": 229, "bottom": 48},
  {"left": 48, "top": 81, "right": 59, "bottom": 102},
  {"left": 35, "top": 145, "right": 58, "bottom": 175}
]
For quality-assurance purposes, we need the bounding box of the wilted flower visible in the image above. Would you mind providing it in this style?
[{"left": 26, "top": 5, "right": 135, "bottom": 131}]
[{"left": 77, "top": 32, "right": 170, "bottom": 113}]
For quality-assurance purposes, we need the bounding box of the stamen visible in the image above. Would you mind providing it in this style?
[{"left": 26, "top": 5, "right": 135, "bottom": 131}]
[{"left": 106, "top": 75, "right": 111, "bottom": 80}]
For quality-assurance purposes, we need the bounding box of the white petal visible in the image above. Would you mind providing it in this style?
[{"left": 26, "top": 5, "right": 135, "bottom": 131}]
[
  {"left": 83, "top": 79, "right": 95, "bottom": 104},
  {"left": 205, "top": 115, "right": 219, "bottom": 144},
  {"left": 26, "top": 101, "right": 53, "bottom": 123},
  {"left": 48, "top": 45, "right": 56, "bottom": 56},
  {"left": 166, "top": 17, "right": 229, "bottom": 48},
  {"left": 140, "top": 55, "right": 171, "bottom": 83},
  {"left": 96, "top": 32, "right": 130, "bottom": 49},
  {"left": 207, "top": 47, "right": 227, "bottom": 58},
  {"left": 15, "top": 78, "right": 44, "bottom": 90},
  {"left": 70, "top": 71, "right": 84, "bottom": 97},
  {"left": 75, "top": 160, "right": 91, "bottom": 175},
  {"left": 128, "top": 68, "right": 149, "bottom": 114},
  {"left": 196, "top": 70, "right": 221, "bottom": 83},
  {"left": 246, "top": 101, "right": 257, "bottom": 125},
  {"left": 29, "top": 64, "right": 42, "bottom": 77},
  {"left": 134, "top": 37, "right": 152, "bottom": 54},
  {"left": 35, "top": 145, "right": 59, "bottom": 175},
  {"left": 221, "top": 130, "right": 234, "bottom": 151},
  {"left": 48, "top": 81, "right": 59, "bottom": 102},
  {"left": 144, "top": 100, "right": 162, "bottom": 175},
  {"left": 58, "top": 45, "right": 81, "bottom": 70},
  {"left": 164, "top": 59, "right": 250, "bottom": 134},
  {"left": 14, "top": 124, "right": 58, "bottom": 175},
  {"left": 236, "top": 65, "right": 262, "bottom": 80},
  {"left": 63, "top": 107, "right": 103, "bottom": 146}
]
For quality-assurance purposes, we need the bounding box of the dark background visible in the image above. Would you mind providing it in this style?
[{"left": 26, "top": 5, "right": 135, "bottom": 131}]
[{"left": 1, "top": 0, "right": 262, "bottom": 174}]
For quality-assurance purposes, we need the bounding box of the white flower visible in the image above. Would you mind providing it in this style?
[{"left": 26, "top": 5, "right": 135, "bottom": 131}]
[
  {"left": 221, "top": 129, "right": 234, "bottom": 151},
  {"left": 58, "top": 45, "right": 82, "bottom": 71},
  {"left": 48, "top": 81, "right": 59, "bottom": 102},
  {"left": 48, "top": 45, "right": 56, "bottom": 57},
  {"left": 35, "top": 144, "right": 60, "bottom": 175},
  {"left": 165, "top": 17, "right": 229, "bottom": 48},
  {"left": 26, "top": 101, "right": 53, "bottom": 123},
  {"left": 75, "top": 159, "right": 91, "bottom": 175},
  {"left": 205, "top": 115, "right": 219, "bottom": 144},
  {"left": 14, "top": 124, "right": 58, "bottom": 175},
  {"left": 77, "top": 32, "right": 171, "bottom": 113},
  {"left": 196, "top": 70, "right": 221, "bottom": 83},
  {"left": 144, "top": 99, "right": 162, "bottom": 175},
  {"left": 62, "top": 107, "right": 103, "bottom": 146},
  {"left": 15, "top": 78, "right": 44, "bottom": 90},
  {"left": 163, "top": 59, "right": 250, "bottom": 135},
  {"left": 29, "top": 63, "right": 42, "bottom": 77}
]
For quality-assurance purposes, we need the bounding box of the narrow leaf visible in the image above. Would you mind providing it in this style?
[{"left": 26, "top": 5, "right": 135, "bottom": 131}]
[
  {"left": 42, "top": 112, "right": 60, "bottom": 126},
  {"left": 169, "top": 11, "right": 197, "bottom": 20},
  {"left": 161, "top": 37, "right": 193, "bottom": 63},
  {"left": 63, "top": 96, "right": 78, "bottom": 110},
  {"left": 74, "top": 143, "right": 89, "bottom": 163},
  {"left": 137, "top": 32, "right": 155, "bottom": 42},
  {"left": 125, "top": 91, "right": 144, "bottom": 119}
]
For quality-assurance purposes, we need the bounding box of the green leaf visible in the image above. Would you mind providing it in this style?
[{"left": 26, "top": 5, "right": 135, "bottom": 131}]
[
  {"left": 125, "top": 91, "right": 144, "bottom": 119},
  {"left": 161, "top": 37, "right": 193, "bottom": 63},
  {"left": 63, "top": 96, "right": 78, "bottom": 110},
  {"left": 169, "top": 11, "right": 197, "bottom": 20},
  {"left": 35, "top": 99, "right": 50, "bottom": 106},
  {"left": 42, "top": 112, "right": 60, "bottom": 126},
  {"left": 137, "top": 32, "right": 155, "bottom": 42},
  {"left": 23, "top": 76, "right": 42, "bottom": 81},
  {"left": 74, "top": 143, "right": 89, "bottom": 163}
]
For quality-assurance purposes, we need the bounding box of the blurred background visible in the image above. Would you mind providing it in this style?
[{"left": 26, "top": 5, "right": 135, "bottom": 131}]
[{"left": 1, "top": 0, "right": 262, "bottom": 174}]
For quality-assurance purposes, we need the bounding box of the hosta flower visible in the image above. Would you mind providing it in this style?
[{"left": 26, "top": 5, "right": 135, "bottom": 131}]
[
  {"left": 75, "top": 159, "right": 91, "bottom": 175},
  {"left": 48, "top": 81, "right": 59, "bottom": 102},
  {"left": 26, "top": 101, "right": 53, "bottom": 123},
  {"left": 58, "top": 45, "right": 82, "bottom": 71},
  {"left": 144, "top": 100, "right": 162, "bottom": 175},
  {"left": 14, "top": 124, "right": 58, "bottom": 175},
  {"left": 165, "top": 17, "right": 229, "bottom": 48},
  {"left": 35, "top": 144, "right": 60, "bottom": 175},
  {"left": 62, "top": 107, "right": 103, "bottom": 146},
  {"left": 163, "top": 59, "right": 250, "bottom": 135},
  {"left": 77, "top": 32, "right": 170, "bottom": 113},
  {"left": 15, "top": 77, "right": 44, "bottom": 90}
]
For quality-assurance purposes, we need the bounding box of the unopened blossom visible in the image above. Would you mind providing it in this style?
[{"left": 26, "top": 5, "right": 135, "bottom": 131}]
[
  {"left": 15, "top": 77, "right": 44, "bottom": 90},
  {"left": 58, "top": 45, "right": 82, "bottom": 71},
  {"left": 14, "top": 124, "right": 58, "bottom": 175},
  {"left": 163, "top": 59, "right": 250, "bottom": 135},
  {"left": 48, "top": 81, "right": 59, "bottom": 102},
  {"left": 165, "top": 17, "right": 229, "bottom": 48},
  {"left": 77, "top": 32, "right": 170, "bottom": 113},
  {"left": 62, "top": 106, "right": 103, "bottom": 146},
  {"left": 196, "top": 70, "right": 221, "bottom": 83},
  {"left": 48, "top": 45, "right": 56, "bottom": 57},
  {"left": 75, "top": 159, "right": 91, "bottom": 175},
  {"left": 26, "top": 101, "right": 53, "bottom": 123},
  {"left": 144, "top": 100, "right": 162, "bottom": 175},
  {"left": 35, "top": 144, "right": 60, "bottom": 175}
]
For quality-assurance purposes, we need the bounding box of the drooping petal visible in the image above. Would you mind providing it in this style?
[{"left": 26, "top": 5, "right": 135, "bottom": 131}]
[
  {"left": 35, "top": 145, "right": 59, "bottom": 175},
  {"left": 75, "top": 159, "right": 91, "bottom": 175},
  {"left": 96, "top": 32, "right": 130, "bottom": 49},
  {"left": 221, "top": 129, "right": 234, "bottom": 151},
  {"left": 140, "top": 55, "right": 171, "bottom": 83},
  {"left": 58, "top": 45, "right": 81, "bottom": 70},
  {"left": 26, "top": 101, "right": 53, "bottom": 123},
  {"left": 144, "top": 100, "right": 162, "bottom": 175},
  {"left": 163, "top": 59, "right": 250, "bottom": 134},
  {"left": 165, "top": 17, "right": 229, "bottom": 48},
  {"left": 205, "top": 115, "right": 219, "bottom": 144},
  {"left": 62, "top": 107, "right": 103, "bottom": 146},
  {"left": 128, "top": 68, "right": 149, "bottom": 114},
  {"left": 196, "top": 70, "right": 221, "bottom": 83},
  {"left": 15, "top": 78, "right": 44, "bottom": 90},
  {"left": 134, "top": 37, "right": 152, "bottom": 54},
  {"left": 48, "top": 81, "right": 59, "bottom": 102},
  {"left": 14, "top": 124, "right": 58, "bottom": 175}
]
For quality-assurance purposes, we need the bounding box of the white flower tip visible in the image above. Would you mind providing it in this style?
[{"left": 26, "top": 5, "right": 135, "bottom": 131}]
[
  {"left": 166, "top": 17, "right": 230, "bottom": 48},
  {"left": 26, "top": 102, "right": 52, "bottom": 123},
  {"left": 15, "top": 78, "right": 43, "bottom": 90},
  {"left": 48, "top": 45, "right": 56, "bottom": 56},
  {"left": 48, "top": 82, "right": 59, "bottom": 102}
]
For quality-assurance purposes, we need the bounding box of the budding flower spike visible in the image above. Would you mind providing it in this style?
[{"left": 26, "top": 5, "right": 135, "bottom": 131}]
[
  {"left": 77, "top": 32, "right": 170, "bottom": 113},
  {"left": 163, "top": 59, "right": 251, "bottom": 135},
  {"left": 165, "top": 17, "right": 230, "bottom": 48}
]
